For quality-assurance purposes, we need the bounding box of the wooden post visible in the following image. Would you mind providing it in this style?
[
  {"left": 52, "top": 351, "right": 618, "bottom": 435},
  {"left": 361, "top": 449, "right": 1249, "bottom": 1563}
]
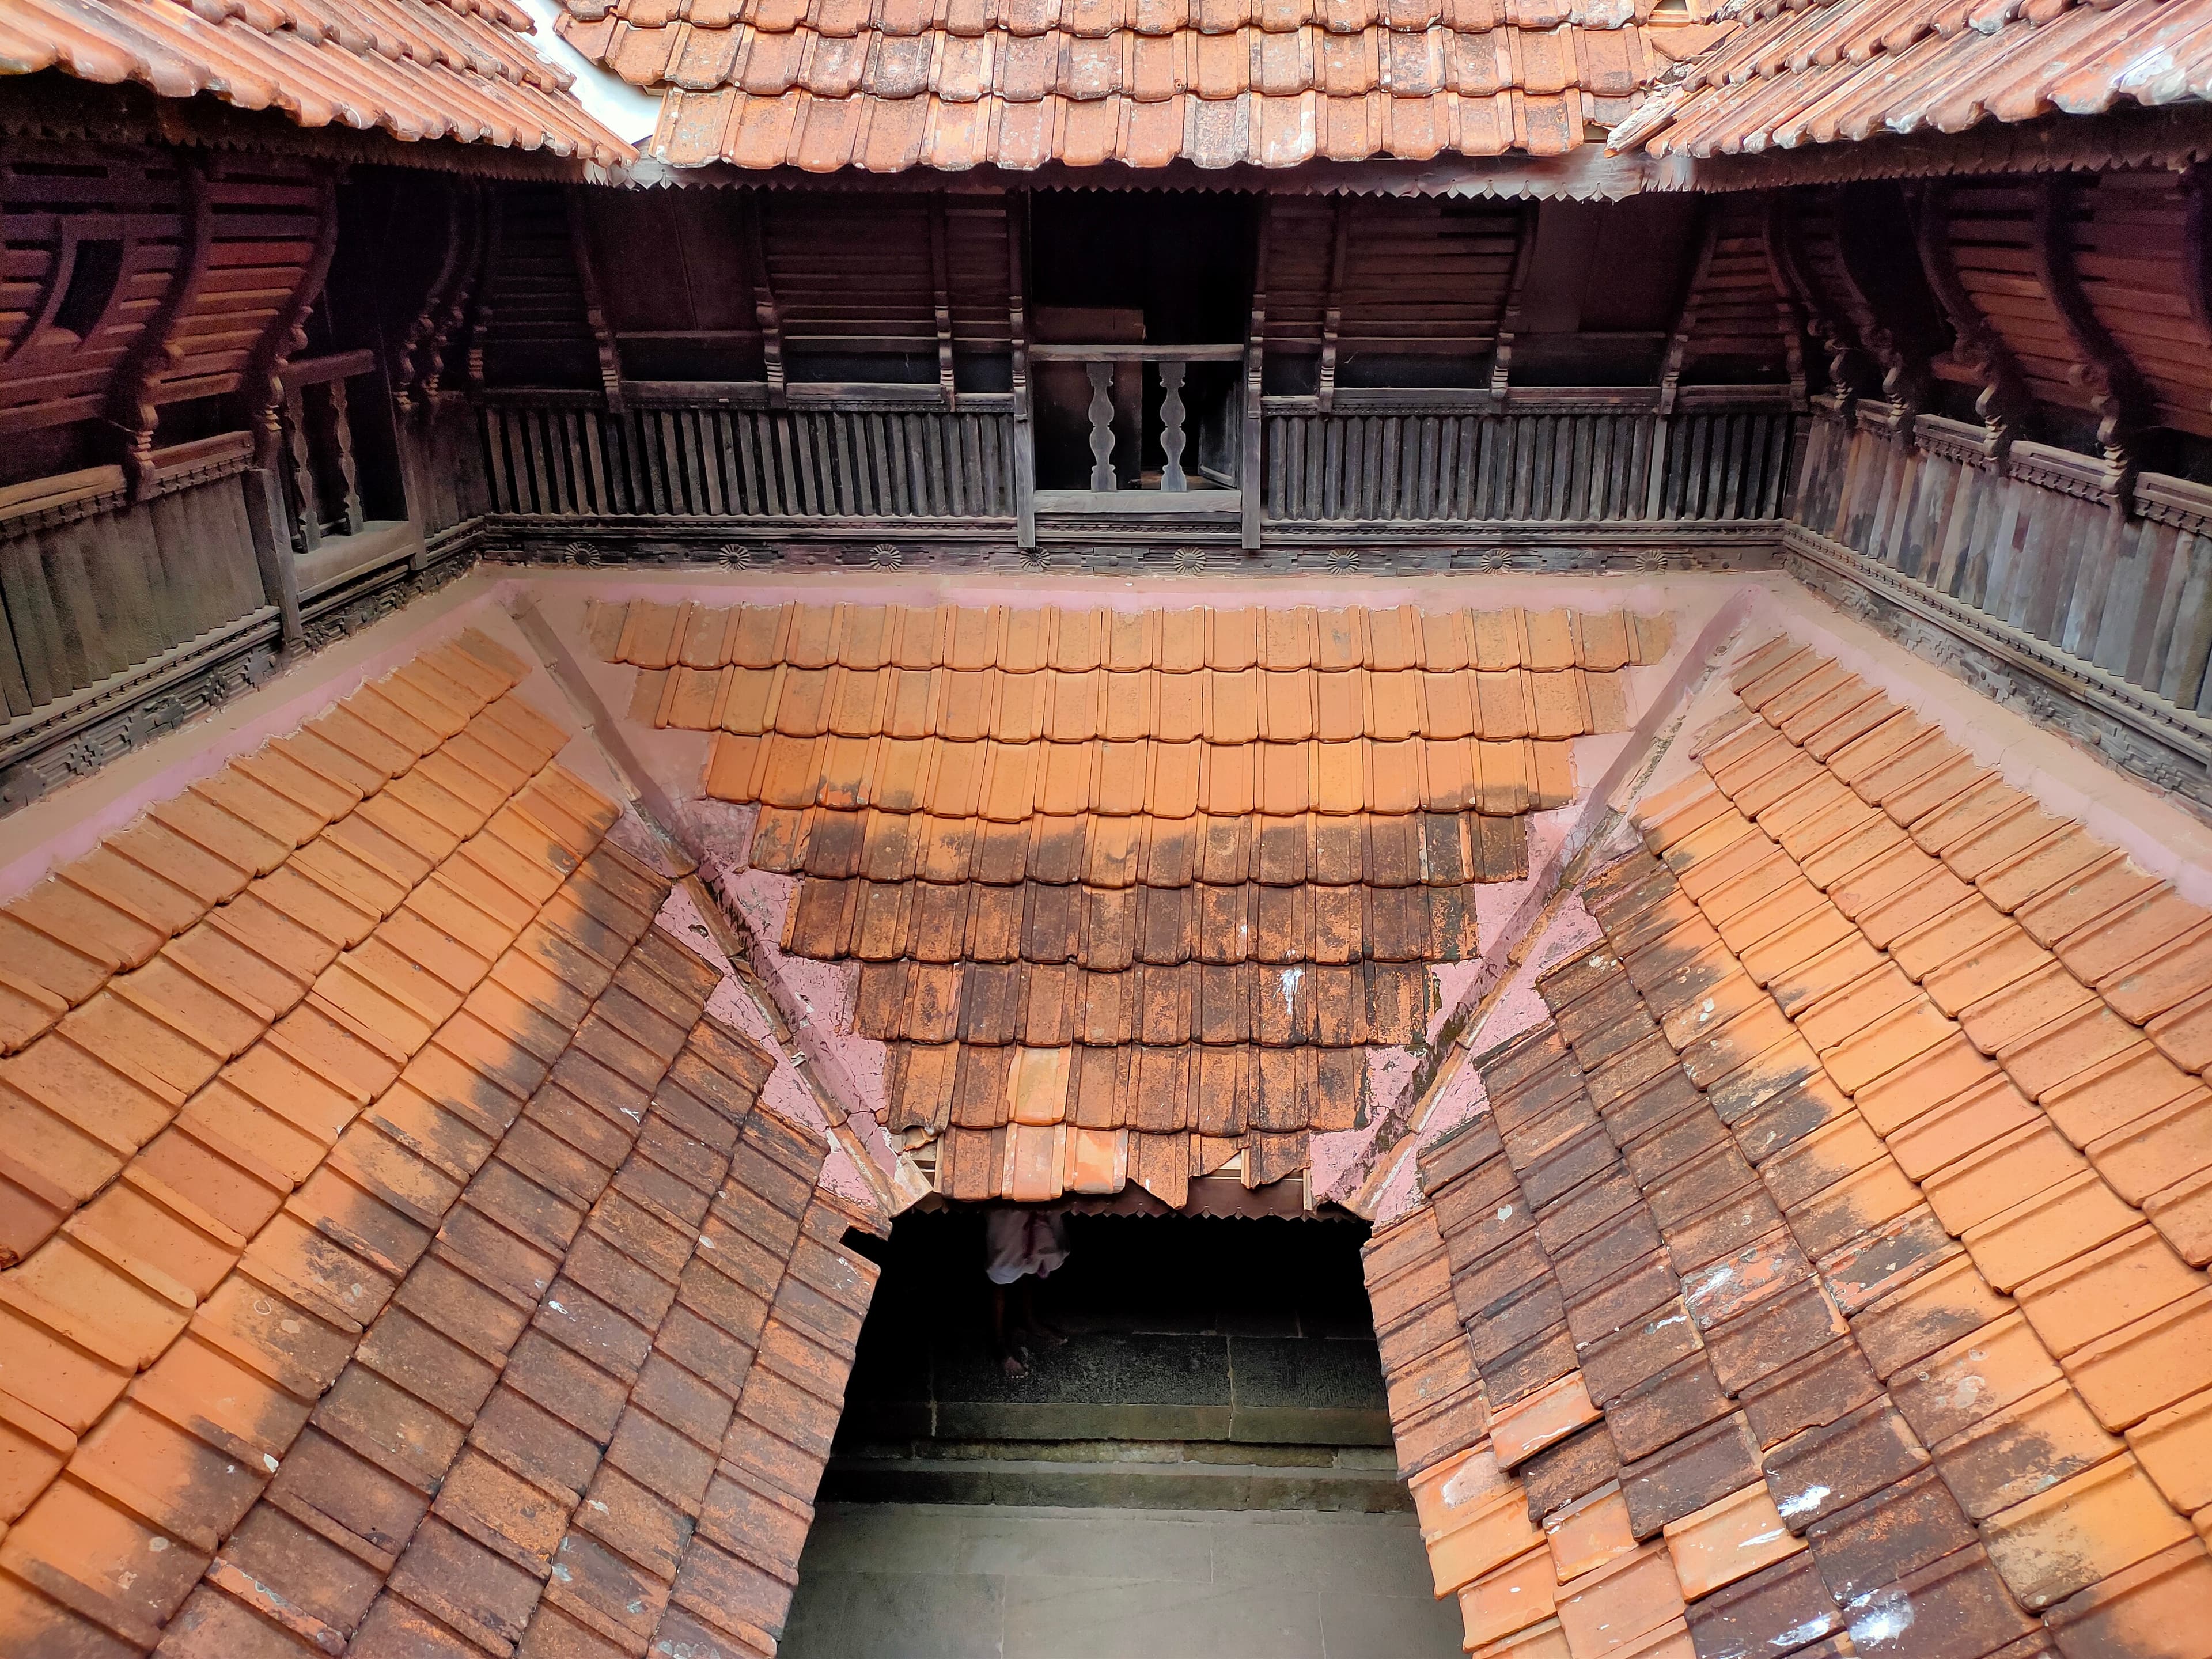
[
  {"left": 321, "top": 377, "right": 365, "bottom": 535},
  {"left": 1658, "top": 204, "right": 1718, "bottom": 418},
  {"left": 1009, "top": 192, "right": 1036, "bottom": 548},
  {"left": 280, "top": 388, "right": 321, "bottom": 552},
  {"left": 1242, "top": 201, "right": 1270, "bottom": 553},
  {"left": 1160, "top": 361, "right": 1188, "bottom": 491},
  {"left": 1760, "top": 196, "right": 1810, "bottom": 412},
  {"left": 244, "top": 467, "right": 304, "bottom": 650}
]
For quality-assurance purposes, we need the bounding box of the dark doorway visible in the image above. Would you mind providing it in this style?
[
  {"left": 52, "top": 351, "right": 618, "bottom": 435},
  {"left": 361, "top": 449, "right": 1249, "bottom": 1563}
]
[{"left": 830, "top": 1207, "right": 1398, "bottom": 1508}]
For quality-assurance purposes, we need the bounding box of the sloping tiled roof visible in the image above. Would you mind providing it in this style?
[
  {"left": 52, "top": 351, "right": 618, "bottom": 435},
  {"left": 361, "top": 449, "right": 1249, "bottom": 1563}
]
[
  {"left": 0, "top": 631, "right": 876, "bottom": 1658},
  {"left": 556, "top": 0, "right": 1688, "bottom": 171},
  {"left": 1609, "top": 0, "right": 2212, "bottom": 159},
  {"left": 0, "top": 0, "right": 634, "bottom": 168},
  {"left": 597, "top": 596, "right": 1675, "bottom": 1204},
  {"left": 1365, "top": 631, "right": 2212, "bottom": 1659}
]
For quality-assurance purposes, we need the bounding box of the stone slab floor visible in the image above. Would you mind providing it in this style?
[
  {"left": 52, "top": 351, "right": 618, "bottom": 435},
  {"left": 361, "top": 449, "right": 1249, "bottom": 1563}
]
[{"left": 778, "top": 1502, "right": 1463, "bottom": 1658}]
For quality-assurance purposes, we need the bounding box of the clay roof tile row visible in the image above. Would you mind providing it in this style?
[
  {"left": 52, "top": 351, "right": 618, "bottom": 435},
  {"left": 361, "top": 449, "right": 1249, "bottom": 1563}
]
[
  {"left": 3, "top": 0, "right": 634, "bottom": 167},
  {"left": 1611, "top": 0, "right": 2212, "bottom": 159},
  {"left": 600, "top": 596, "right": 1671, "bottom": 1205},
  {"left": 1368, "top": 622, "right": 2212, "bottom": 1659}
]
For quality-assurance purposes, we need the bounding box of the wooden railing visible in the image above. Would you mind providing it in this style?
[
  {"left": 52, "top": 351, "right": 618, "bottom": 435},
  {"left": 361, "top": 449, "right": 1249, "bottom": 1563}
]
[
  {"left": 278, "top": 349, "right": 378, "bottom": 552},
  {"left": 1029, "top": 344, "right": 1246, "bottom": 498}
]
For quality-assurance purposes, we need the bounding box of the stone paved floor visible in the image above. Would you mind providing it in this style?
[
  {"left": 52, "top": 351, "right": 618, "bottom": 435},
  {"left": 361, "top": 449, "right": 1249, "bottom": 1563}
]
[{"left": 778, "top": 1502, "right": 1463, "bottom": 1658}]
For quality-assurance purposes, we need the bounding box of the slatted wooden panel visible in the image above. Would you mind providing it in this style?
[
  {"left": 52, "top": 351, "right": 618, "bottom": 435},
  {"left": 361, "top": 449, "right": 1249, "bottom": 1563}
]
[
  {"left": 1334, "top": 200, "right": 1521, "bottom": 372},
  {"left": 482, "top": 403, "right": 1015, "bottom": 518},
  {"left": 1262, "top": 198, "right": 1334, "bottom": 355},
  {"left": 1798, "top": 416, "right": 2212, "bottom": 713},
  {"left": 1942, "top": 183, "right": 2088, "bottom": 416},
  {"left": 1263, "top": 409, "right": 1791, "bottom": 522},
  {"left": 764, "top": 194, "right": 938, "bottom": 361},
  {"left": 1679, "top": 197, "right": 1790, "bottom": 387},
  {"left": 0, "top": 147, "right": 189, "bottom": 472},
  {"left": 2068, "top": 170, "right": 2212, "bottom": 440},
  {"left": 945, "top": 198, "right": 1012, "bottom": 357},
  {"left": 476, "top": 185, "right": 597, "bottom": 389},
  {"left": 0, "top": 470, "right": 268, "bottom": 717},
  {"left": 582, "top": 187, "right": 762, "bottom": 379},
  {"left": 157, "top": 161, "right": 321, "bottom": 407}
]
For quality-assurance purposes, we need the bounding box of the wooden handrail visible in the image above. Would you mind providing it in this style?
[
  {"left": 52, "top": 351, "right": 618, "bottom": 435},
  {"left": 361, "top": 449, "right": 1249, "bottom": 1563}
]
[
  {"left": 1029, "top": 343, "right": 1245, "bottom": 362},
  {"left": 279, "top": 349, "right": 377, "bottom": 392}
]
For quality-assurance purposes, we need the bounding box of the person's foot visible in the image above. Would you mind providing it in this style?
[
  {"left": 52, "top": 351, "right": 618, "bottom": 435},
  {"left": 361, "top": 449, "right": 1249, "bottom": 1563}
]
[{"left": 999, "top": 1351, "right": 1028, "bottom": 1378}]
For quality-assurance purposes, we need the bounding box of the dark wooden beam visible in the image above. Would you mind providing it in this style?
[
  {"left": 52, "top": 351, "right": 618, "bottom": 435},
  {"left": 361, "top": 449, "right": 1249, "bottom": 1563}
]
[
  {"left": 1909, "top": 179, "right": 2030, "bottom": 446},
  {"left": 1318, "top": 198, "right": 1348, "bottom": 414},
  {"left": 569, "top": 185, "right": 623, "bottom": 414},
  {"left": 110, "top": 153, "right": 212, "bottom": 499},
  {"left": 2035, "top": 173, "right": 2154, "bottom": 468}
]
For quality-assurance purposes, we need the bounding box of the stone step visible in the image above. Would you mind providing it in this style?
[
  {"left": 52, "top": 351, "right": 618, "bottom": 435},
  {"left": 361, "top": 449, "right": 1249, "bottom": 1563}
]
[{"left": 820, "top": 1449, "right": 1413, "bottom": 1513}]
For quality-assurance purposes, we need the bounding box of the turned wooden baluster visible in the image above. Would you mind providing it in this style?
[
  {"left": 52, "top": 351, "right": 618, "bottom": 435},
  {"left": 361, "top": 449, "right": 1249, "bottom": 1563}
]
[
  {"left": 313, "top": 378, "right": 365, "bottom": 535},
  {"left": 1160, "top": 360, "right": 1187, "bottom": 491},
  {"left": 1086, "top": 360, "right": 1116, "bottom": 491},
  {"left": 280, "top": 388, "right": 321, "bottom": 553}
]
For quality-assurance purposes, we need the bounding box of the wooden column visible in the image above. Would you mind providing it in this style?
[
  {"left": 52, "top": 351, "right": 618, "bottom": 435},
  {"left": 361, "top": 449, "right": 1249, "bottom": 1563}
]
[
  {"left": 1759, "top": 196, "right": 1810, "bottom": 412},
  {"left": 1241, "top": 201, "right": 1270, "bottom": 553},
  {"left": 1657, "top": 204, "right": 1718, "bottom": 417}
]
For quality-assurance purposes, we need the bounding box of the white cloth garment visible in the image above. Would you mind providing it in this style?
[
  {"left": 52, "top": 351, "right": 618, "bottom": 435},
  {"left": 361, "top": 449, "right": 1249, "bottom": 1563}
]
[{"left": 984, "top": 1209, "right": 1071, "bottom": 1286}]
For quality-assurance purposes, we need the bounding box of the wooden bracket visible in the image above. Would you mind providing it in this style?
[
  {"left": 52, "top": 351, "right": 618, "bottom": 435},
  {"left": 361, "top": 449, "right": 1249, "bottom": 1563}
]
[
  {"left": 111, "top": 155, "right": 212, "bottom": 499},
  {"left": 568, "top": 186, "right": 624, "bottom": 414},
  {"left": 1317, "top": 198, "right": 1349, "bottom": 414},
  {"left": 2036, "top": 174, "right": 2153, "bottom": 476},
  {"left": 1910, "top": 179, "right": 2029, "bottom": 451},
  {"left": 929, "top": 193, "right": 956, "bottom": 410},
  {"left": 242, "top": 167, "right": 339, "bottom": 474},
  {"left": 1489, "top": 201, "right": 1537, "bottom": 403},
  {"left": 1658, "top": 201, "right": 1719, "bottom": 418},
  {"left": 740, "top": 191, "right": 787, "bottom": 411}
]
